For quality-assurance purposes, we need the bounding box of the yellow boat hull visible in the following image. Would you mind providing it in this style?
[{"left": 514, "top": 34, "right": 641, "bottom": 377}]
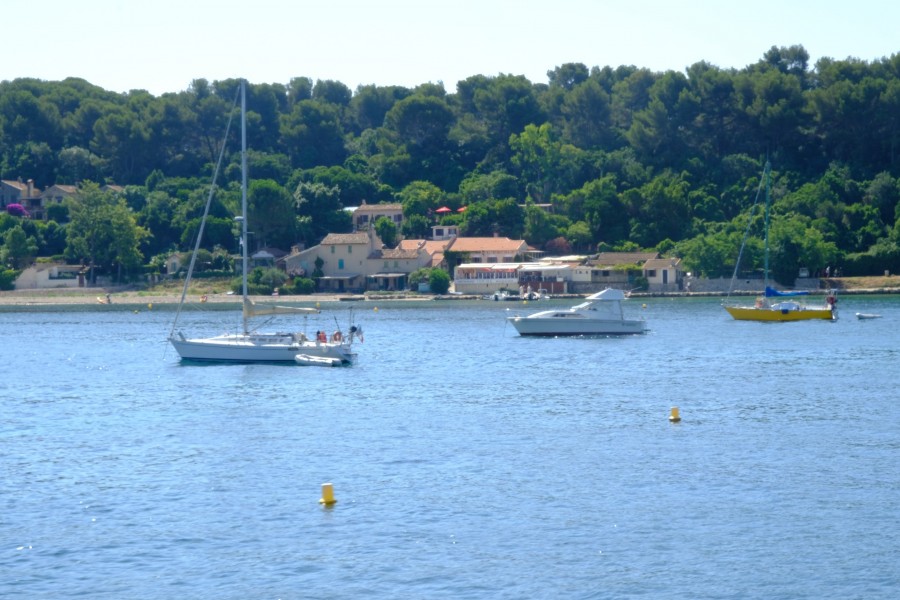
[{"left": 724, "top": 305, "right": 835, "bottom": 321}]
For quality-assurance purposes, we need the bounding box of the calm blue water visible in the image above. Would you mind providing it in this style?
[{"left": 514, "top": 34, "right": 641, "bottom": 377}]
[{"left": 2, "top": 295, "right": 898, "bottom": 599}]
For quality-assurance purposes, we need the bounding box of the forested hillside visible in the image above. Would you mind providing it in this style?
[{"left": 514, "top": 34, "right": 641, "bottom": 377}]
[{"left": 2, "top": 44, "right": 900, "bottom": 283}]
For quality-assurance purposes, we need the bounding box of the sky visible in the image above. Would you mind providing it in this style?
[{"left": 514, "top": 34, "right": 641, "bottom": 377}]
[{"left": 7, "top": 0, "right": 899, "bottom": 96}]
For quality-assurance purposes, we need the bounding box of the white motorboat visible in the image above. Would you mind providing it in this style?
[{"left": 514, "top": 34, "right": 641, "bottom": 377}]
[
  {"left": 507, "top": 288, "right": 647, "bottom": 336},
  {"left": 168, "top": 81, "right": 361, "bottom": 364}
]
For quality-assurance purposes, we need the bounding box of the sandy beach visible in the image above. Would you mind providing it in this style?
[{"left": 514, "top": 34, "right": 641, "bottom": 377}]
[
  {"left": 0, "top": 288, "right": 363, "bottom": 306},
  {"left": 0, "top": 287, "right": 452, "bottom": 307},
  {"left": 3, "top": 275, "right": 900, "bottom": 307}
]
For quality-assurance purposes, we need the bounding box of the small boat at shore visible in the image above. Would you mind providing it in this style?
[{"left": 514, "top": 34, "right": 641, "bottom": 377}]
[
  {"left": 856, "top": 312, "right": 882, "bottom": 320},
  {"left": 295, "top": 354, "right": 344, "bottom": 367}
]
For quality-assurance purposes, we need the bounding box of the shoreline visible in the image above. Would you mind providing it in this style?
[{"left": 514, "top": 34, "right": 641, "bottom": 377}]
[{"left": 2, "top": 284, "right": 900, "bottom": 307}]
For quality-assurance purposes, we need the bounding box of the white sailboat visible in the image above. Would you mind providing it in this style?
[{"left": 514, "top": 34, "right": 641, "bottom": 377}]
[{"left": 168, "top": 80, "right": 361, "bottom": 363}]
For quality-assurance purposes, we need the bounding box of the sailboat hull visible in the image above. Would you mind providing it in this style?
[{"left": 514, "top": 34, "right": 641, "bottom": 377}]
[
  {"left": 724, "top": 305, "right": 835, "bottom": 322},
  {"left": 170, "top": 332, "right": 354, "bottom": 363}
]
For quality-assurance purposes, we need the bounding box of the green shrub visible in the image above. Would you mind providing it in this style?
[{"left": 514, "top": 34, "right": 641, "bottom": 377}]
[
  {"left": 428, "top": 268, "right": 451, "bottom": 294},
  {"left": 0, "top": 268, "right": 18, "bottom": 290}
]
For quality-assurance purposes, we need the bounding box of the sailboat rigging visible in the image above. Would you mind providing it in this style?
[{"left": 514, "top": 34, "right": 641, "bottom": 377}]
[
  {"left": 723, "top": 161, "right": 837, "bottom": 322},
  {"left": 168, "top": 79, "right": 362, "bottom": 362}
]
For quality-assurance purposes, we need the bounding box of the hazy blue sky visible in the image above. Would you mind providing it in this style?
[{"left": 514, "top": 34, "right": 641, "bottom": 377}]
[{"left": 8, "top": 0, "right": 898, "bottom": 95}]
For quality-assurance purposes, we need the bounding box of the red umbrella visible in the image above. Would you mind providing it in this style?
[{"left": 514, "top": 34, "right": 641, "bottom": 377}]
[
  {"left": 457, "top": 206, "right": 467, "bottom": 212},
  {"left": 435, "top": 206, "right": 451, "bottom": 213}
]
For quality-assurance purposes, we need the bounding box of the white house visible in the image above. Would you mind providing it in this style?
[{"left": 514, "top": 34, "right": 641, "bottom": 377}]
[{"left": 642, "top": 257, "right": 683, "bottom": 292}]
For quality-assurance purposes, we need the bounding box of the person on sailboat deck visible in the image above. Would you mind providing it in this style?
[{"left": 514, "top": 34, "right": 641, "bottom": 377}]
[{"left": 316, "top": 330, "right": 327, "bottom": 343}]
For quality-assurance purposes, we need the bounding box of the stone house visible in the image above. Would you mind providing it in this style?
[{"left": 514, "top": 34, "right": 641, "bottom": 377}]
[{"left": 352, "top": 202, "right": 403, "bottom": 231}]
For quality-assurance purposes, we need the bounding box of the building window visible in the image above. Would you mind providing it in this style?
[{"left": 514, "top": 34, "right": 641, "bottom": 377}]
[
  {"left": 330, "top": 246, "right": 335, "bottom": 254},
  {"left": 646, "top": 270, "right": 656, "bottom": 277},
  {"left": 348, "top": 245, "right": 352, "bottom": 254},
  {"left": 339, "top": 259, "right": 344, "bottom": 270},
  {"left": 487, "top": 257, "right": 497, "bottom": 263}
]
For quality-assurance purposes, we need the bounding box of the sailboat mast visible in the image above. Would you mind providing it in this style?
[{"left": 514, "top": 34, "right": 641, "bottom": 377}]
[
  {"left": 240, "top": 79, "right": 249, "bottom": 334},
  {"left": 763, "top": 160, "right": 771, "bottom": 291}
]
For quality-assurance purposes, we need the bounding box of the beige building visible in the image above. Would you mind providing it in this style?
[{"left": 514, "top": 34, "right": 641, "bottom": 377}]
[
  {"left": 282, "top": 229, "right": 432, "bottom": 293},
  {"left": 642, "top": 257, "right": 683, "bottom": 292},
  {"left": 352, "top": 202, "right": 403, "bottom": 231},
  {"left": 39, "top": 184, "right": 79, "bottom": 221},
  {"left": 1, "top": 179, "right": 39, "bottom": 214}
]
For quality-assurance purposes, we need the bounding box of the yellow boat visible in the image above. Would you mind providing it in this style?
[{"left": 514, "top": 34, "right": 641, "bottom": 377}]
[
  {"left": 724, "top": 296, "right": 836, "bottom": 322},
  {"left": 723, "top": 161, "right": 838, "bottom": 322}
]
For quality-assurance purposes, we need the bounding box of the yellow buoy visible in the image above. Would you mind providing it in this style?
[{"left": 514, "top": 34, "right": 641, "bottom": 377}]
[
  {"left": 148, "top": 303, "right": 153, "bottom": 310},
  {"left": 668, "top": 406, "right": 681, "bottom": 422},
  {"left": 319, "top": 483, "right": 337, "bottom": 506}
]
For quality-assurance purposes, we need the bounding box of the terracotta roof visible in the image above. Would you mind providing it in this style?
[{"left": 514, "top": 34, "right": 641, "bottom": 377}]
[
  {"left": 322, "top": 232, "right": 370, "bottom": 245},
  {"left": 379, "top": 248, "right": 421, "bottom": 260},
  {"left": 446, "top": 237, "right": 527, "bottom": 252},
  {"left": 397, "top": 239, "right": 451, "bottom": 254}
]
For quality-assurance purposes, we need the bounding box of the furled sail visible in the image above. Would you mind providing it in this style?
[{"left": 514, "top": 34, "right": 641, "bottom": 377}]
[
  {"left": 765, "top": 286, "right": 809, "bottom": 297},
  {"left": 243, "top": 298, "right": 319, "bottom": 319}
]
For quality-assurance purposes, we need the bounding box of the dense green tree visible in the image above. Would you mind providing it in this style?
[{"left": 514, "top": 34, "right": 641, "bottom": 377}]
[
  {"left": 248, "top": 179, "right": 297, "bottom": 250},
  {"left": 562, "top": 175, "right": 629, "bottom": 244},
  {"left": 383, "top": 94, "right": 458, "bottom": 187},
  {"left": 2, "top": 225, "right": 38, "bottom": 268},
  {"left": 768, "top": 215, "right": 840, "bottom": 285},
  {"left": 65, "top": 182, "right": 148, "bottom": 281},
  {"left": 522, "top": 202, "right": 557, "bottom": 246},
  {"left": 280, "top": 100, "right": 347, "bottom": 168},
  {"left": 401, "top": 214, "right": 431, "bottom": 239},
  {"left": 560, "top": 79, "right": 614, "bottom": 149},
  {"left": 397, "top": 180, "right": 444, "bottom": 217},
  {"left": 677, "top": 229, "right": 755, "bottom": 279},
  {"left": 622, "top": 171, "right": 693, "bottom": 247},
  {"left": 91, "top": 105, "right": 153, "bottom": 183},
  {"left": 293, "top": 180, "right": 350, "bottom": 244},
  {"left": 374, "top": 216, "right": 398, "bottom": 247}
]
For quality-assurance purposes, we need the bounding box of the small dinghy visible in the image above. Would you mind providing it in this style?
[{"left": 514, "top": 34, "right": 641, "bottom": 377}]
[
  {"left": 295, "top": 354, "right": 344, "bottom": 367},
  {"left": 855, "top": 312, "right": 882, "bottom": 320}
]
